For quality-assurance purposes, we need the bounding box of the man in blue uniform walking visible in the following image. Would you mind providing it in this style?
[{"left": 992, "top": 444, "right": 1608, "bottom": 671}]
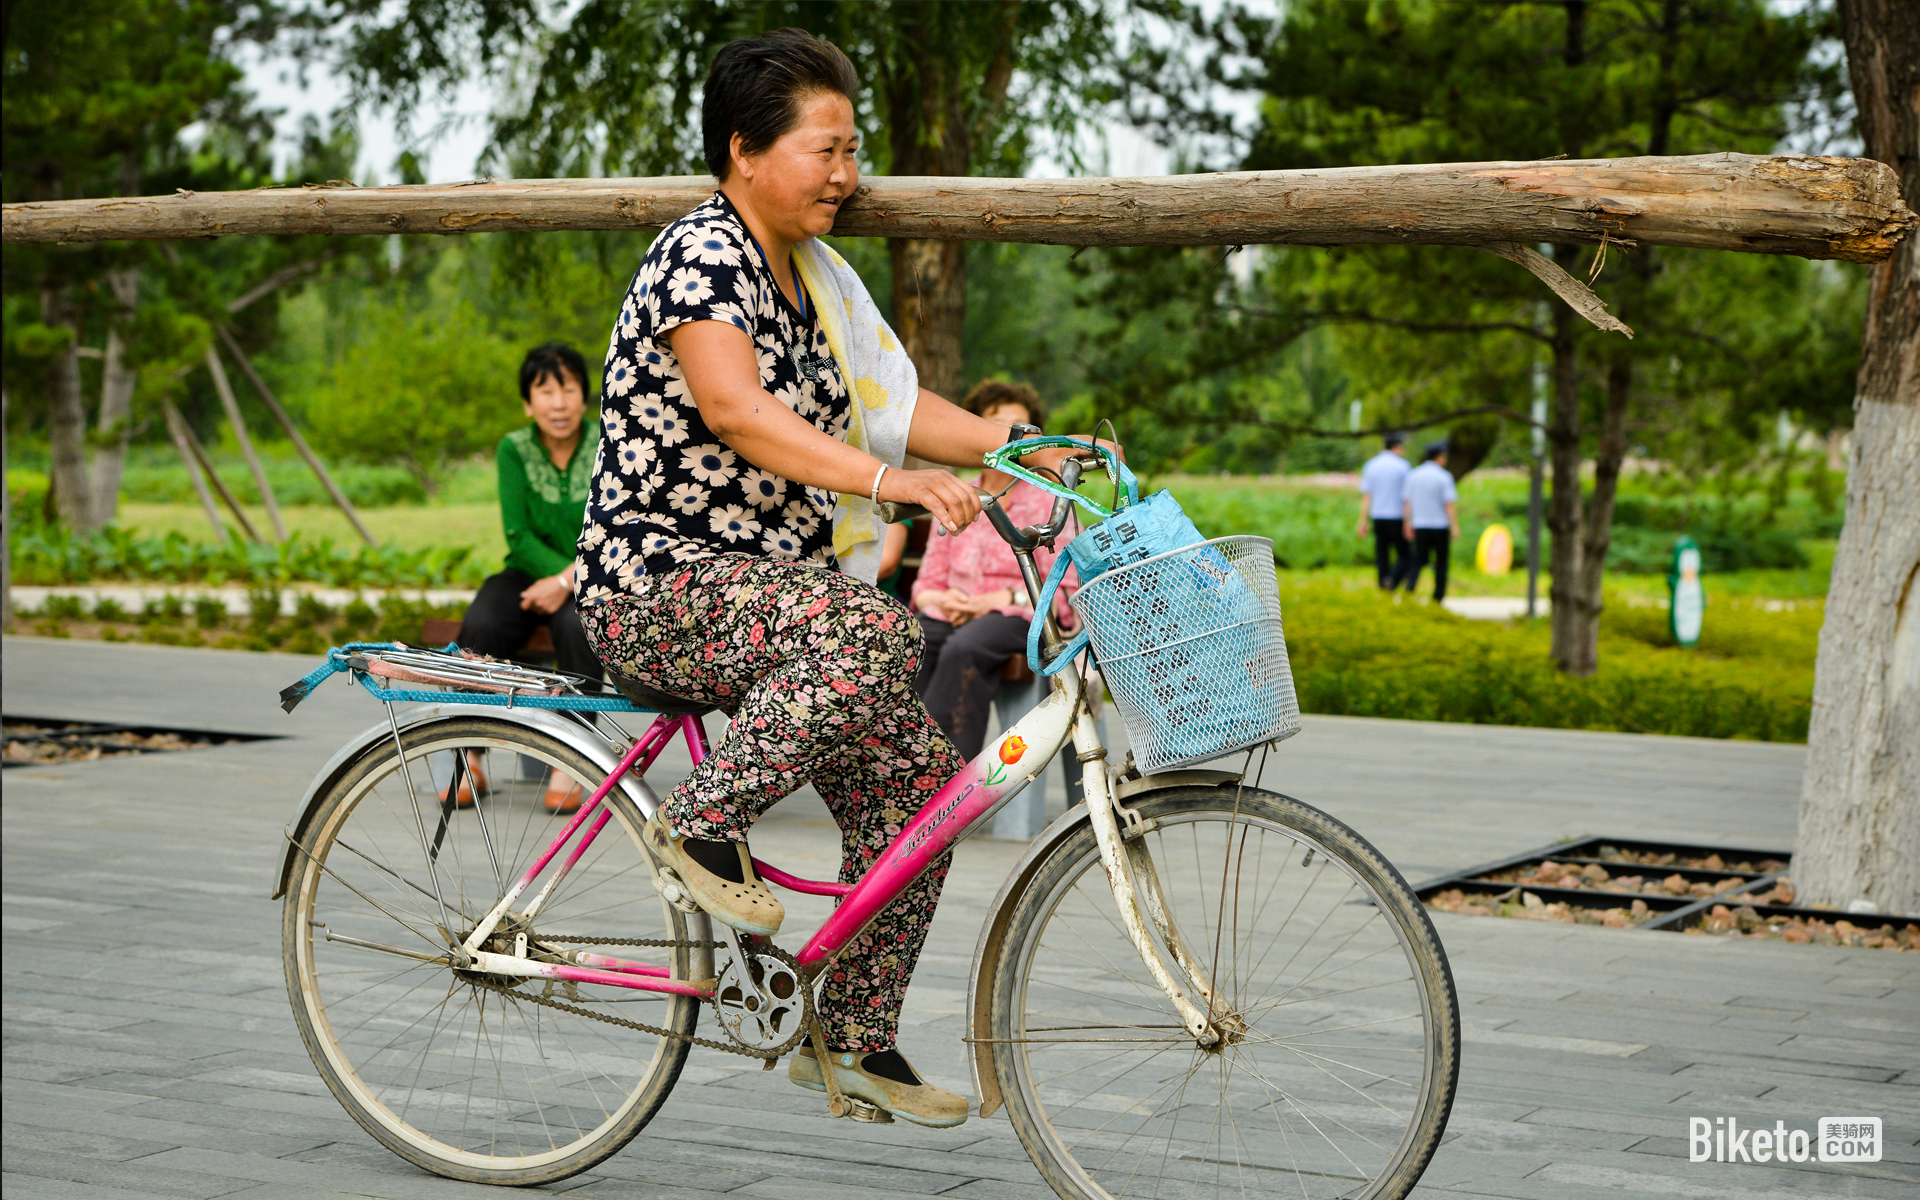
[
  {"left": 1403, "top": 440, "right": 1461, "bottom": 600},
  {"left": 1356, "top": 432, "right": 1413, "bottom": 589}
]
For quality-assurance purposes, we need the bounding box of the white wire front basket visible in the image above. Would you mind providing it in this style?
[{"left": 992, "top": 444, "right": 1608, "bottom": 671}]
[{"left": 1071, "top": 535, "right": 1300, "bottom": 774}]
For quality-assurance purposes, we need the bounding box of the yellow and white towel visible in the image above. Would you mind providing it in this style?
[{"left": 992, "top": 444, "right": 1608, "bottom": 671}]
[{"left": 793, "top": 240, "right": 919, "bottom": 585}]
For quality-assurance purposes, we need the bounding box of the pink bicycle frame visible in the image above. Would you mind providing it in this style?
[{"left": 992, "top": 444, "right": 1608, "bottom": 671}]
[{"left": 456, "top": 682, "right": 1081, "bottom": 996}]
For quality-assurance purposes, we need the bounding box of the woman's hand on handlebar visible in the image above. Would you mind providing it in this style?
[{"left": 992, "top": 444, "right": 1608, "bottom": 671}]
[{"left": 879, "top": 467, "right": 983, "bottom": 533}]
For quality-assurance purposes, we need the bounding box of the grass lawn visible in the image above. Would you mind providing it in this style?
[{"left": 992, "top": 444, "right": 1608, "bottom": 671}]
[{"left": 116, "top": 501, "right": 508, "bottom": 566}]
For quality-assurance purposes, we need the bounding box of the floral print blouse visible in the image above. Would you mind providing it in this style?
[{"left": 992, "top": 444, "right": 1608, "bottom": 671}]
[{"left": 577, "top": 191, "right": 849, "bottom": 607}]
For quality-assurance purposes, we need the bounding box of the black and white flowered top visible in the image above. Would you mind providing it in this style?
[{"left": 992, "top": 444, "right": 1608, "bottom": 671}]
[{"left": 576, "top": 191, "right": 849, "bottom": 606}]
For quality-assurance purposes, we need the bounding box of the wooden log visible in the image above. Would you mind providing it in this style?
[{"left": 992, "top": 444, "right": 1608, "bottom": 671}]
[
  {"left": 161, "top": 400, "right": 241, "bottom": 540},
  {"left": 205, "top": 346, "right": 286, "bottom": 542},
  {"left": 4, "top": 153, "right": 1910, "bottom": 264},
  {"left": 215, "top": 325, "right": 379, "bottom": 547}
]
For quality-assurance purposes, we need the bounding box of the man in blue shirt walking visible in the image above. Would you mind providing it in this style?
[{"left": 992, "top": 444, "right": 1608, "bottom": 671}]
[
  {"left": 1403, "top": 440, "right": 1461, "bottom": 600},
  {"left": 1357, "top": 432, "right": 1413, "bottom": 589}
]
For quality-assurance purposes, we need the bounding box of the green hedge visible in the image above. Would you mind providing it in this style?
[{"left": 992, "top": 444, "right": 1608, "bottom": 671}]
[
  {"left": 8, "top": 521, "right": 483, "bottom": 589},
  {"left": 1279, "top": 580, "right": 1814, "bottom": 742}
]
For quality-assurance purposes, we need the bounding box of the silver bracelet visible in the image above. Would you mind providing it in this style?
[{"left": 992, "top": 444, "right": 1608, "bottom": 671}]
[{"left": 869, "top": 463, "right": 888, "bottom": 505}]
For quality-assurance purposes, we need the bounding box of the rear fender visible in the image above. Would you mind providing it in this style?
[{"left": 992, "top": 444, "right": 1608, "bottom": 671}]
[
  {"left": 965, "top": 766, "right": 1241, "bottom": 1117},
  {"left": 271, "top": 704, "right": 668, "bottom": 901}
]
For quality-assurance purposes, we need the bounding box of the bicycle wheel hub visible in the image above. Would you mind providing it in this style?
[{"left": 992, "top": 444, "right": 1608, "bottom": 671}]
[{"left": 447, "top": 911, "right": 535, "bottom": 989}]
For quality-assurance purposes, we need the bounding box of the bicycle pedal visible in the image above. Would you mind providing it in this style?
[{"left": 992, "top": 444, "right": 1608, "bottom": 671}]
[
  {"left": 845, "top": 1098, "right": 893, "bottom": 1124},
  {"left": 651, "top": 867, "right": 702, "bottom": 914}
]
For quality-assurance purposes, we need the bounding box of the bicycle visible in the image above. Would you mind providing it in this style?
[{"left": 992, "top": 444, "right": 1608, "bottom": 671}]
[{"left": 273, "top": 445, "right": 1459, "bottom": 1199}]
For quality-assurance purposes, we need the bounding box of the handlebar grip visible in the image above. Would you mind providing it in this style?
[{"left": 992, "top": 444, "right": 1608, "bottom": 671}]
[{"left": 877, "top": 501, "right": 931, "bottom": 524}]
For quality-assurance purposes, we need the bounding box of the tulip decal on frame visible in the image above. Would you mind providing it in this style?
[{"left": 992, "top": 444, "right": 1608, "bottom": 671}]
[{"left": 984, "top": 735, "right": 1027, "bottom": 786}]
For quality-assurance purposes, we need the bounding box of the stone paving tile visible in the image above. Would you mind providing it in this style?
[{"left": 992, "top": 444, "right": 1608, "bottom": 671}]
[
  {"left": 0, "top": 1172, "right": 204, "bottom": 1200},
  {"left": 567, "top": 1183, "right": 737, "bottom": 1200},
  {"left": 7, "top": 637, "right": 1913, "bottom": 1200},
  {"left": 0, "top": 1122, "right": 182, "bottom": 1162},
  {"left": 0, "top": 1148, "right": 258, "bottom": 1199}
]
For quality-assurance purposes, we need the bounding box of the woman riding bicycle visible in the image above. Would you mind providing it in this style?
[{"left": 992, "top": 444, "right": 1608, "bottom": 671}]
[{"left": 577, "top": 28, "right": 1099, "bottom": 1127}]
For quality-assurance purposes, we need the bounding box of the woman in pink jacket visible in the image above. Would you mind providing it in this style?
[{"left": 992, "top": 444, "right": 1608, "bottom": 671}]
[{"left": 910, "top": 381, "right": 1078, "bottom": 758}]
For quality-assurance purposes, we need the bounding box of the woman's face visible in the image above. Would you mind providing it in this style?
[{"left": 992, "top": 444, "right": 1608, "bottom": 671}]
[
  {"left": 524, "top": 368, "right": 586, "bottom": 444},
  {"left": 980, "top": 402, "right": 1034, "bottom": 429},
  {"left": 731, "top": 91, "right": 859, "bottom": 243}
]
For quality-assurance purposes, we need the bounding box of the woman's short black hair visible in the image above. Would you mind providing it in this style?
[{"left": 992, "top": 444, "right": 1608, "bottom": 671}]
[
  {"left": 702, "top": 28, "right": 859, "bottom": 180},
  {"left": 519, "top": 342, "right": 589, "bottom": 402}
]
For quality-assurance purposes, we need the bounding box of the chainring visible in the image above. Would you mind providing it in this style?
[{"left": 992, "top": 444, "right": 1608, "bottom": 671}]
[{"left": 464, "top": 934, "right": 812, "bottom": 1060}]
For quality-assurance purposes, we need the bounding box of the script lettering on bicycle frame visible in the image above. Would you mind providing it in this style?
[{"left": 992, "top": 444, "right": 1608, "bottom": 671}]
[{"left": 896, "top": 783, "right": 977, "bottom": 863}]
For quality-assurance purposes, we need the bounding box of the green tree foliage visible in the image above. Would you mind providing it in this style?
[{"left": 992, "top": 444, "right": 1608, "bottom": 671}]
[
  {"left": 1088, "top": 0, "right": 1855, "bottom": 674},
  {"left": 315, "top": 0, "right": 1117, "bottom": 400},
  {"left": 300, "top": 290, "right": 524, "bottom": 496},
  {"left": 3, "top": 1, "right": 386, "bottom": 536}
]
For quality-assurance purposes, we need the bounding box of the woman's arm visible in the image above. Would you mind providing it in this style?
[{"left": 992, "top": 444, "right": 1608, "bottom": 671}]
[
  {"left": 669, "top": 321, "right": 984, "bottom": 532},
  {"left": 903, "top": 387, "right": 1008, "bottom": 469}
]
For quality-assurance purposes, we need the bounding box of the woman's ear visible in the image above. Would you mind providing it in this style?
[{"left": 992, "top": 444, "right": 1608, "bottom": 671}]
[{"left": 729, "top": 132, "right": 753, "bottom": 181}]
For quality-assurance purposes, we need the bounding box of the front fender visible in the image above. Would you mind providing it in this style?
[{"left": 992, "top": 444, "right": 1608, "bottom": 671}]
[
  {"left": 965, "top": 765, "right": 1241, "bottom": 1117},
  {"left": 270, "top": 704, "right": 667, "bottom": 900}
]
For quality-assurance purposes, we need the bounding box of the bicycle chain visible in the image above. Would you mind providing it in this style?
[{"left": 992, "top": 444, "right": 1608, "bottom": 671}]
[{"left": 463, "top": 935, "right": 813, "bottom": 1061}]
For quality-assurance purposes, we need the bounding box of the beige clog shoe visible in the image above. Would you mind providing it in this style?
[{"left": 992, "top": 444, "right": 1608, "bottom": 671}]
[
  {"left": 788, "top": 1044, "right": 970, "bottom": 1128},
  {"left": 642, "top": 813, "right": 784, "bottom": 937}
]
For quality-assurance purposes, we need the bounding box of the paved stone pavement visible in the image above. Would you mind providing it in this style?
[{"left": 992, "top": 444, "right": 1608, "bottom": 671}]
[{"left": 4, "top": 635, "right": 1916, "bottom": 1199}]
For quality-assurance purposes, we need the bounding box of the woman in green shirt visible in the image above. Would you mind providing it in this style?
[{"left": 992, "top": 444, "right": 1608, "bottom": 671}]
[{"left": 453, "top": 342, "right": 601, "bottom": 811}]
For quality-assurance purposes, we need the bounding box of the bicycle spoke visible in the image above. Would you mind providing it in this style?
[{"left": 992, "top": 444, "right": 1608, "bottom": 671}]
[
  {"left": 995, "top": 789, "right": 1455, "bottom": 1200},
  {"left": 287, "top": 719, "right": 694, "bottom": 1181}
]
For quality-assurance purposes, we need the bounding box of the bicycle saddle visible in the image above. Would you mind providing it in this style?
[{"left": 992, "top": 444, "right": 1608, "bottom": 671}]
[{"left": 605, "top": 668, "right": 718, "bottom": 717}]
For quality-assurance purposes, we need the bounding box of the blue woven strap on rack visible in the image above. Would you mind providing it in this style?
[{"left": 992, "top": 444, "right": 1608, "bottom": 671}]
[
  {"left": 347, "top": 672, "right": 647, "bottom": 711},
  {"left": 279, "top": 642, "right": 651, "bottom": 714}
]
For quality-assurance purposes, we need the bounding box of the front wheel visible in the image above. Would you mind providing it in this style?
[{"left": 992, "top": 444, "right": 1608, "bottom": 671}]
[
  {"left": 282, "top": 716, "right": 698, "bottom": 1185},
  {"left": 990, "top": 785, "right": 1459, "bottom": 1200}
]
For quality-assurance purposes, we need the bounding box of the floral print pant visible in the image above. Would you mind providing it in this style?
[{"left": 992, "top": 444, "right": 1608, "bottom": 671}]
[{"left": 580, "top": 554, "right": 962, "bottom": 1052}]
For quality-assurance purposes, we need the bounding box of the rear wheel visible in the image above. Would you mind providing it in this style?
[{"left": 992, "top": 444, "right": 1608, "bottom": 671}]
[
  {"left": 283, "top": 716, "right": 696, "bottom": 1185},
  {"left": 991, "top": 785, "right": 1458, "bottom": 1200}
]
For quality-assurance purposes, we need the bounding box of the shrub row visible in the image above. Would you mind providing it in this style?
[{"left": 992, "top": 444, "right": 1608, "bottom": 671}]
[
  {"left": 9, "top": 523, "right": 483, "bottom": 589},
  {"left": 24, "top": 588, "right": 466, "bottom": 656},
  {"left": 1277, "top": 581, "right": 1814, "bottom": 743}
]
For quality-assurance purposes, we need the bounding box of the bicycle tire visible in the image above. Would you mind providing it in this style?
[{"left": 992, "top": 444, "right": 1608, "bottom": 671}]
[
  {"left": 283, "top": 716, "right": 696, "bottom": 1185},
  {"left": 990, "top": 784, "right": 1458, "bottom": 1200}
]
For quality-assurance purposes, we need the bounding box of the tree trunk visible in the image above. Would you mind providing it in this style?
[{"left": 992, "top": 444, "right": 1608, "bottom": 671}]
[
  {"left": 3, "top": 385, "right": 11, "bottom": 632},
  {"left": 1543, "top": 263, "right": 1593, "bottom": 674},
  {"left": 40, "top": 284, "right": 92, "bottom": 531},
  {"left": 6, "top": 154, "right": 1907, "bottom": 261},
  {"left": 878, "top": 7, "right": 1013, "bottom": 405},
  {"left": 87, "top": 267, "right": 140, "bottom": 532},
  {"left": 1795, "top": 0, "right": 1920, "bottom": 916},
  {"left": 1568, "top": 351, "right": 1633, "bottom": 669},
  {"left": 888, "top": 237, "right": 967, "bottom": 400}
]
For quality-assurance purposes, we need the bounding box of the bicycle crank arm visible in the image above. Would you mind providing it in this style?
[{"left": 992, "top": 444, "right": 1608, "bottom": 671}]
[{"left": 1077, "top": 711, "right": 1219, "bottom": 1046}]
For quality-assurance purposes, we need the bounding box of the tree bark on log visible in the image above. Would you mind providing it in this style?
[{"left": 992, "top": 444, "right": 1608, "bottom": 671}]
[
  {"left": 4, "top": 153, "right": 1909, "bottom": 262},
  {"left": 1796, "top": 0, "right": 1920, "bottom": 917}
]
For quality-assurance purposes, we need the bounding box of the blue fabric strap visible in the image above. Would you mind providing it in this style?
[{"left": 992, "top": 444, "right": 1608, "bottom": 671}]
[
  {"left": 1025, "top": 551, "right": 1090, "bottom": 676},
  {"left": 278, "top": 642, "right": 655, "bottom": 714}
]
